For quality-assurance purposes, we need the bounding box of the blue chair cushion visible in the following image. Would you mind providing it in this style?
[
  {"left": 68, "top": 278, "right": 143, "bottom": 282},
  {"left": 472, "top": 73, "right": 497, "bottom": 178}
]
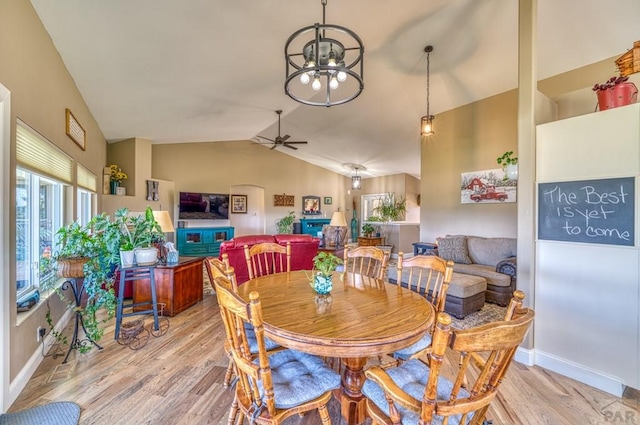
[
  {"left": 256, "top": 349, "right": 341, "bottom": 409},
  {"left": 362, "top": 359, "right": 472, "bottom": 425},
  {"left": 392, "top": 333, "right": 432, "bottom": 360},
  {"left": 245, "top": 323, "right": 280, "bottom": 353}
]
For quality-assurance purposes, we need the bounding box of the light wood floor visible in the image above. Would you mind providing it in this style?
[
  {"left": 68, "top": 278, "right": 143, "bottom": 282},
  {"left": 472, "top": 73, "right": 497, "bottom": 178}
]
[{"left": 9, "top": 293, "right": 640, "bottom": 424}]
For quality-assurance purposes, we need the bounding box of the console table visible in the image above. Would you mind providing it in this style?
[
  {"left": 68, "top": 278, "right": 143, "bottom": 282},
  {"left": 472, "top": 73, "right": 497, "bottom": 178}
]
[
  {"left": 133, "top": 257, "right": 204, "bottom": 317},
  {"left": 357, "top": 236, "right": 384, "bottom": 247}
]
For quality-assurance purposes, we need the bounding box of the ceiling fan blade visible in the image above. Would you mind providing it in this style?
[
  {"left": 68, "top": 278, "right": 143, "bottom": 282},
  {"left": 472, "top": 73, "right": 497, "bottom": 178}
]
[
  {"left": 284, "top": 141, "right": 308, "bottom": 144},
  {"left": 284, "top": 144, "right": 298, "bottom": 150},
  {"left": 280, "top": 134, "right": 291, "bottom": 142},
  {"left": 257, "top": 135, "right": 275, "bottom": 142},
  {"left": 270, "top": 144, "right": 278, "bottom": 150}
]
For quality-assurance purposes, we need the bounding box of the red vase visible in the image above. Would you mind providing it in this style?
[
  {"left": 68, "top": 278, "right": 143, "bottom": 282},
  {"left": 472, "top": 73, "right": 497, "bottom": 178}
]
[{"left": 597, "top": 82, "right": 638, "bottom": 111}]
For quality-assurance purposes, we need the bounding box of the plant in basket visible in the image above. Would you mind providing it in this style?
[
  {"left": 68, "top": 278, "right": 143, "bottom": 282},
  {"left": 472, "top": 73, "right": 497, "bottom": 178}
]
[{"left": 592, "top": 75, "right": 638, "bottom": 111}]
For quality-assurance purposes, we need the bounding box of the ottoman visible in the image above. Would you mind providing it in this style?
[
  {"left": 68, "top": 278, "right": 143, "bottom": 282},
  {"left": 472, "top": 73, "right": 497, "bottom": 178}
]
[
  {"left": 444, "top": 273, "right": 487, "bottom": 319},
  {"left": 387, "top": 269, "right": 486, "bottom": 319}
]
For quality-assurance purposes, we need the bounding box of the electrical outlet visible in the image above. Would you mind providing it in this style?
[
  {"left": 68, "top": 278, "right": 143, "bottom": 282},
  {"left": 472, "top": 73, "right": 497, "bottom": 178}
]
[{"left": 36, "top": 326, "right": 45, "bottom": 342}]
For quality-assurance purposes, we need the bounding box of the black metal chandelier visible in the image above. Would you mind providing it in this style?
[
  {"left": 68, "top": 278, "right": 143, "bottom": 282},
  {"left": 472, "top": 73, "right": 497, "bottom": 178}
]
[{"left": 284, "top": 0, "right": 364, "bottom": 107}]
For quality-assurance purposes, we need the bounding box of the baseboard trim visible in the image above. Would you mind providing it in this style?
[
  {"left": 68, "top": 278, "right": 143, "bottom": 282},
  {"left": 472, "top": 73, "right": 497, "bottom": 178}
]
[
  {"left": 515, "top": 346, "right": 534, "bottom": 366},
  {"left": 8, "top": 309, "right": 72, "bottom": 406},
  {"left": 534, "top": 349, "right": 625, "bottom": 397}
]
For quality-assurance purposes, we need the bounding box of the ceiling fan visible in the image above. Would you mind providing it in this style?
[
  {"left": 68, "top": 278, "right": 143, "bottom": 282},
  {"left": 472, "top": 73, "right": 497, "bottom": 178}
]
[{"left": 256, "top": 110, "right": 308, "bottom": 150}]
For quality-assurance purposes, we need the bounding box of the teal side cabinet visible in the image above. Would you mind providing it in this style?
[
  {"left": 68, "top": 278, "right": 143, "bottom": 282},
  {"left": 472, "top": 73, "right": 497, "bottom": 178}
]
[
  {"left": 177, "top": 227, "right": 234, "bottom": 257},
  {"left": 299, "top": 218, "right": 331, "bottom": 236}
]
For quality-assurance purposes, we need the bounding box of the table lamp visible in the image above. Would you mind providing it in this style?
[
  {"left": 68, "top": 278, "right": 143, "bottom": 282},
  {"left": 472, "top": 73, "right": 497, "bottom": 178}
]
[{"left": 330, "top": 211, "right": 347, "bottom": 249}]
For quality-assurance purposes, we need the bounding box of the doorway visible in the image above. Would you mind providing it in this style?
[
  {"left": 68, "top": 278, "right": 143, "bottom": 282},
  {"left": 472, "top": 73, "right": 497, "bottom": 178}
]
[{"left": 229, "top": 185, "right": 265, "bottom": 236}]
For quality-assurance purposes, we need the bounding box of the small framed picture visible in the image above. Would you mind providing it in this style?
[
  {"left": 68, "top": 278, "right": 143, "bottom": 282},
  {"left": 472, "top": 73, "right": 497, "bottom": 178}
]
[
  {"left": 231, "top": 194, "right": 248, "bottom": 214},
  {"left": 324, "top": 197, "right": 332, "bottom": 205}
]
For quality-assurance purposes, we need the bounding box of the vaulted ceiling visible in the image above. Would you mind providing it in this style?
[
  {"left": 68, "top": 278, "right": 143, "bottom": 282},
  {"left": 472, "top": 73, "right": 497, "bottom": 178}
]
[{"left": 30, "top": 0, "right": 640, "bottom": 179}]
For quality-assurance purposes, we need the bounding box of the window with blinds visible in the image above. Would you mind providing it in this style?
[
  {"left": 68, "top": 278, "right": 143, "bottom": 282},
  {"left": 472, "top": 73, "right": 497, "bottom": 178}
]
[
  {"left": 76, "top": 163, "right": 97, "bottom": 192},
  {"left": 16, "top": 120, "right": 73, "bottom": 183}
]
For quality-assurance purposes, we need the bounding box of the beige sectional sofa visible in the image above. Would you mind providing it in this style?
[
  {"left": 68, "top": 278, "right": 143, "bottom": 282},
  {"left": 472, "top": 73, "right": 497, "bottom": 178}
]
[{"left": 389, "top": 235, "right": 517, "bottom": 318}]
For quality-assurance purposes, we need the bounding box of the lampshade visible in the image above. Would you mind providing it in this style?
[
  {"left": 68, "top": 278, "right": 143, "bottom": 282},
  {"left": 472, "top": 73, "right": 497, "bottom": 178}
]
[
  {"left": 152, "top": 210, "right": 175, "bottom": 233},
  {"left": 330, "top": 211, "right": 347, "bottom": 227},
  {"left": 284, "top": 0, "right": 364, "bottom": 107},
  {"left": 420, "top": 45, "right": 435, "bottom": 137}
]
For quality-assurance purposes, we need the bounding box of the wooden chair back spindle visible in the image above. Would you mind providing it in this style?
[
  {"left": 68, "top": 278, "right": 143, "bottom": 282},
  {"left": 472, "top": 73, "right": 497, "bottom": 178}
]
[{"left": 244, "top": 242, "right": 291, "bottom": 280}]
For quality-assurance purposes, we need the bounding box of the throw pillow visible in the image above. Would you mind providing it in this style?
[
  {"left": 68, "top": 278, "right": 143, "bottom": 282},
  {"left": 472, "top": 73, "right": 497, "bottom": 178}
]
[{"left": 436, "top": 236, "right": 472, "bottom": 264}]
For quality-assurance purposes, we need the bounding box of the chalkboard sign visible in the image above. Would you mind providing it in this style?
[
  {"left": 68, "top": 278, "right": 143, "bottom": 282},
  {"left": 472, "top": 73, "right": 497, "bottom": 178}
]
[{"left": 538, "top": 177, "right": 635, "bottom": 246}]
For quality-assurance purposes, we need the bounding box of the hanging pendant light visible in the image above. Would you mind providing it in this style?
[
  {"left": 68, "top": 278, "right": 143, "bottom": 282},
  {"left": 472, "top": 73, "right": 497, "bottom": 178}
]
[
  {"left": 421, "top": 45, "right": 435, "bottom": 136},
  {"left": 351, "top": 168, "right": 362, "bottom": 190},
  {"left": 284, "top": 0, "right": 365, "bottom": 107}
]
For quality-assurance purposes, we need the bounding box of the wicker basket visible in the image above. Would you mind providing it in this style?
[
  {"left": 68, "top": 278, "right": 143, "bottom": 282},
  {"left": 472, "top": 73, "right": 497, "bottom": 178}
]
[
  {"left": 56, "top": 257, "right": 88, "bottom": 278},
  {"left": 616, "top": 41, "right": 640, "bottom": 77},
  {"left": 120, "top": 319, "right": 145, "bottom": 340}
]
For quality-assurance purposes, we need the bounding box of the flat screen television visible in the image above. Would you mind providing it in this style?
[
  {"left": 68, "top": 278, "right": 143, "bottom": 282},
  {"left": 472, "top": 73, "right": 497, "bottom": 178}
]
[{"left": 179, "top": 192, "right": 229, "bottom": 220}]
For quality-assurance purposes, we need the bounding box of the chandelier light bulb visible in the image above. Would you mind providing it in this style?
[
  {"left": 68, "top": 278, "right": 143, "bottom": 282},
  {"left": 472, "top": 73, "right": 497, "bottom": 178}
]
[
  {"left": 329, "top": 75, "right": 339, "bottom": 90},
  {"left": 300, "top": 72, "right": 310, "bottom": 84},
  {"left": 337, "top": 70, "right": 347, "bottom": 83},
  {"left": 312, "top": 75, "right": 322, "bottom": 91}
]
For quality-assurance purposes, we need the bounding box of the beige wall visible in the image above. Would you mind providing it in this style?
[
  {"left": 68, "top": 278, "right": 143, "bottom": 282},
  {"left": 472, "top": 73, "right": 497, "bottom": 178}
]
[
  {"left": 421, "top": 90, "right": 519, "bottom": 242},
  {"left": 0, "top": 0, "right": 108, "bottom": 393},
  {"left": 151, "top": 141, "right": 352, "bottom": 234}
]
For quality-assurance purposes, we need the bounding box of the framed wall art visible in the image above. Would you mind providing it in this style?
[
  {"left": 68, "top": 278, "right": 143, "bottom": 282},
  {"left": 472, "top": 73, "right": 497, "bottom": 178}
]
[
  {"left": 65, "top": 108, "right": 86, "bottom": 150},
  {"left": 274, "top": 193, "right": 295, "bottom": 207},
  {"left": 324, "top": 196, "right": 332, "bottom": 205},
  {"left": 231, "top": 194, "right": 247, "bottom": 213}
]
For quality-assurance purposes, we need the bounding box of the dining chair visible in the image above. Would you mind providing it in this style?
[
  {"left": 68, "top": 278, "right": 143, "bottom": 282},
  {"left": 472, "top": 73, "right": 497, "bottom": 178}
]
[
  {"left": 244, "top": 242, "right": 291, "bottom": 280},
  {"left": 204, "top": 255, "right": 238, "bottom": 388},
  {"left": 363, "top": 306, "right": 535, "bottom": 425},
  {"left": 343, "top": 245, "right": 389, "bottom": 279},
  {"left": 387, "top": 253, "right": 454, "bottom": 364},
  {"left": 212, "top": 275, "right": 341, "bottom": 425},
  {"left": 204, "top": 255, "right": 282, "bottom": 389}
]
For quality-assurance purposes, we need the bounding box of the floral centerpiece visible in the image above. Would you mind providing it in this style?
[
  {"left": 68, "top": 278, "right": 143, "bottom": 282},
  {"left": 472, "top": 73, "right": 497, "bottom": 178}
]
[
  {"left": 109, "top": 164, "right": 128, "bottom": 183},
  {"left": 108, "top": 164, "right": 128, "bottom": 195},
  {"left": 592, "top": 75, "right": 638, "bottom": 111}
]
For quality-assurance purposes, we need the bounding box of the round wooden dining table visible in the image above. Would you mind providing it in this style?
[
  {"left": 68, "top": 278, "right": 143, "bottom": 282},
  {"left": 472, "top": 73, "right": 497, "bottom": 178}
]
[{"left": 237, "top": 270, "right": 435, "bottom": 425}]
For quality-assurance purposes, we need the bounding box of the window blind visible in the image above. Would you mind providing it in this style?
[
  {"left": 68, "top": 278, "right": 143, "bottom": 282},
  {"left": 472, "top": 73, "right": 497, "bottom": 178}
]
[
  {"left": 16, "top": 120, "right": 73, "bottom": 183},
  {"left": 76, "top": 163, "right": 97, "bottom": 192}
]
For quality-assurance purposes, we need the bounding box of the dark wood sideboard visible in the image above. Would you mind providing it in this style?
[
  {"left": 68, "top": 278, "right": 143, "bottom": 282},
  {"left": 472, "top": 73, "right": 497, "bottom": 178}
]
[{"left": 133, "top": 257, "right": 204, "bottom": 317}]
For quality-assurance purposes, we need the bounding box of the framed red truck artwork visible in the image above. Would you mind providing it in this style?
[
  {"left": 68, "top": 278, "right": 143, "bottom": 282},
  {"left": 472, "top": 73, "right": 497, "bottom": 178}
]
[{"left": 461, "top": 168, "right": 517, "bottom": 204}]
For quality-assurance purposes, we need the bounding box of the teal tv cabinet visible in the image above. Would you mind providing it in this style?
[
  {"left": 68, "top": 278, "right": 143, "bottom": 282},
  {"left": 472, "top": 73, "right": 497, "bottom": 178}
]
[{"left": 177, "top": 226, "right": 234, "bottom": 257}]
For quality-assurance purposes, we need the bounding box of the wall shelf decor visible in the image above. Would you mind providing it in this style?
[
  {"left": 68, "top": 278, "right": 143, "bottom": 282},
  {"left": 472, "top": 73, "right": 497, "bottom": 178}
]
[
  {"left": 65, "top": 108, "right": 86, "bottom": 150},
  {"left": 274, "top": 193, "right": 294, "bottom": 207}
]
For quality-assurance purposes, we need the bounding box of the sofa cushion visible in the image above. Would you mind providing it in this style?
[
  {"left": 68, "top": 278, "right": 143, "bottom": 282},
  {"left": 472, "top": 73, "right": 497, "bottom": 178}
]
[
  {"left": 274, "top": 234, "right": 315, "bottom": 244},
  {"left": 226, "top": 235, "right": 275, "bottom": 249},
  {"left": 466, "top": 236, "right": 516, "bottom": 267},
  {"left": 436, "top": 235, "right": 472, "bottom": 264},
  {"left": 447, "top": 273, "right": 487, "bottom": 298},
  {"left": 452, "top": 264, "right": 512, "bottom": 288}
]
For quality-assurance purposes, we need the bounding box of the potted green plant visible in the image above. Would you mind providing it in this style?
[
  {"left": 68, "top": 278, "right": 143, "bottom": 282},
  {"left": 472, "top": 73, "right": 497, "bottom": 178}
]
[
  {"left": 41, "top": 212, "right": 122, "bottom": 355},
  {"left": 276, "top": 211, "right": 296, "bottom": 234},
  {"left": 497, "top": 151, "right": 518, "bottom": 181},
  {"left": 362, "top": 223, "right": 376, "bottom": 238},
  {"left": 122, "top": 207, "right": 165, "bottom": 265},
  {"left": 371, "top": 192, "right": 406, "bottom": 248},
  {"left": 309, "top": 252, "right": 343, "bottom": 295}
]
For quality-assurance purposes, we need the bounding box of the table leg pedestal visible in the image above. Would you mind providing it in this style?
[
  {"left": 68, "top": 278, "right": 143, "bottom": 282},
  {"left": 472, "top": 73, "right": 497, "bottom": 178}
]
[{"left": 334, "top": 357, "right": 368, "bottom": 425}]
